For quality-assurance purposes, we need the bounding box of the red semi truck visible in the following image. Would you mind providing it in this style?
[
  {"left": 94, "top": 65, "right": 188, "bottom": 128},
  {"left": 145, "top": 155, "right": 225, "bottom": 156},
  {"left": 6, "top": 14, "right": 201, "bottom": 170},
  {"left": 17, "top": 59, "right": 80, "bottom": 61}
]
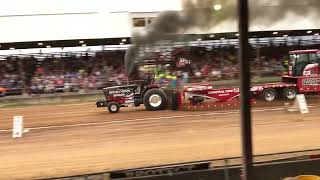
[
  {"left": 186, "top": 49, "right": 320, "bottom": 104},
  {"left": 97, "top": 49, "right": 320, "bottom": 113}
]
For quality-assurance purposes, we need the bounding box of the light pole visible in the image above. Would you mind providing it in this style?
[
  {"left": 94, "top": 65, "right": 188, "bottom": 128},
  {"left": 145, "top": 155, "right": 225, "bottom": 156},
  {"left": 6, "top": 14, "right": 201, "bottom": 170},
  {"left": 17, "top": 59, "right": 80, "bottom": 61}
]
[
  {"left": 238, "top": 0, "right": 254, "bottom": 179},
  {"left": 213, "top": 0, "right": 222, "bottom": 11}
]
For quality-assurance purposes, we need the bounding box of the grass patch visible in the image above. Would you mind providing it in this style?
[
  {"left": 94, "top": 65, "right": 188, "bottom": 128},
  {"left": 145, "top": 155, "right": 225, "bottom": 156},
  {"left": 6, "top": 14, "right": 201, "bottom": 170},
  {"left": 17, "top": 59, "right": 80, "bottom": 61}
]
[{"left": 0, "top": 99, "right": 97, "bottom": 109}]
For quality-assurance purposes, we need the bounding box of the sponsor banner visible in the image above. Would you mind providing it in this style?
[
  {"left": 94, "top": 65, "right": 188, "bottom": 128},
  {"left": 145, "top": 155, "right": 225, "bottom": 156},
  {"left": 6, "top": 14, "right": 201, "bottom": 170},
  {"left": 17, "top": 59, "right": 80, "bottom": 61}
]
[
  {"left": 110, "top": 162, "right": 210, "bottom": 179},
  {"left": 208, "top": 88, "right": 240, "bottom": 95}
]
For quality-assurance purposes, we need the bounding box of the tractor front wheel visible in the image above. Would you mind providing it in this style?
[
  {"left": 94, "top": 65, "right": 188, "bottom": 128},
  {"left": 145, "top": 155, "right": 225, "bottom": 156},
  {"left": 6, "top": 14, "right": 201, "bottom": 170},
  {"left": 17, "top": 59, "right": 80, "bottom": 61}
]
[{"left": 108, "top": 102, "right": 120, "bottom": 113}]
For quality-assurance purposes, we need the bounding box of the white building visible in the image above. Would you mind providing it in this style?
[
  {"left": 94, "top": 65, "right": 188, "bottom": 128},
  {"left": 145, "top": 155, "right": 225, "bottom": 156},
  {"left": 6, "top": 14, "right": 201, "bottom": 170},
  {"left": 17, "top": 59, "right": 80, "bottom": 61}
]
[{"left": 0, "top": 0, "right": 319, "bottom": 43}]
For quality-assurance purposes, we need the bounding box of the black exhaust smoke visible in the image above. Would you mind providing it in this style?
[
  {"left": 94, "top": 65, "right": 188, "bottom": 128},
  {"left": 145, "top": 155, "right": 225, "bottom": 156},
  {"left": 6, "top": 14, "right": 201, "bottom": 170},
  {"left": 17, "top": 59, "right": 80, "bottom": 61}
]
[
  {"left": 125, "top": 0, "right": 219, "bottom": 77},
  {"left": 125, "top": 0, "right": 320, "bottom": 78}
]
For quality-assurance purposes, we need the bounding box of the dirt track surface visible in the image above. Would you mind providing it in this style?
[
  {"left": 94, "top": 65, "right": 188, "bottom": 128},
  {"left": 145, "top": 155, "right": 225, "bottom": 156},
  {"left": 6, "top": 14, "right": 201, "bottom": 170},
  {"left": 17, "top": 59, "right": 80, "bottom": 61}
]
[{"left": 1, "top": 103, "right": 320, "bottom": 179}]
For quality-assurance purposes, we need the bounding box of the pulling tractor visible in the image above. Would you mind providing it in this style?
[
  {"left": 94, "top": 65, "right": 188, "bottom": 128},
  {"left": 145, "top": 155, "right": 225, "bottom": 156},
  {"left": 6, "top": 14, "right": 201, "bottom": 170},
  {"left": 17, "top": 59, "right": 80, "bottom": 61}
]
[
  {"left": 97, "top": 49, "right": 320, "bottom": 113},
  {"left": 96, "top": 78, "right": 173, "bottom": 113}
]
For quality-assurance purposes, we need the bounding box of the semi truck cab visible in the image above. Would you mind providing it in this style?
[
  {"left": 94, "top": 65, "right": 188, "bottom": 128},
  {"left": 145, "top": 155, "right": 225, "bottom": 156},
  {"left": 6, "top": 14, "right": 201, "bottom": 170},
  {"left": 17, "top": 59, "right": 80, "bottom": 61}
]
[{"left": 289, "top": 49, "right": 320, "bottom": 77}]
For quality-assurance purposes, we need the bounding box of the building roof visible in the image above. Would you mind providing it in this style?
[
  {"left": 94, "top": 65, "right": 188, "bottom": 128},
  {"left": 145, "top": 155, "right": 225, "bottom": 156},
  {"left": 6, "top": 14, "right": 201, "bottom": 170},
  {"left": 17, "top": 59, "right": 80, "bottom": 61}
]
[
  {"left": 0, "top": 29, "right": 319, "bottom": 51},
  {"left": 289, "top": 49, "right": 319, "bottom": 54}
]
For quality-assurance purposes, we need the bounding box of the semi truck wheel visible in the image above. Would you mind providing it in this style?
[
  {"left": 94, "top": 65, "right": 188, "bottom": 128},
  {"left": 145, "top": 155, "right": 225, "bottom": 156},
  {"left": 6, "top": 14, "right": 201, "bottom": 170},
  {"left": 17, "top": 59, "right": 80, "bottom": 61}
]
[
  {"left": 143, "top": 89, "right": 167, "bottom": 111},
  {"left": 283, "top": 87, "right": 297, "bottom": 100},
  {"left": 108, "top": 102, "right": 120, "bottom": 113},
  {"left": 261, "top": 88, "right": 277, "bottom": 102}
]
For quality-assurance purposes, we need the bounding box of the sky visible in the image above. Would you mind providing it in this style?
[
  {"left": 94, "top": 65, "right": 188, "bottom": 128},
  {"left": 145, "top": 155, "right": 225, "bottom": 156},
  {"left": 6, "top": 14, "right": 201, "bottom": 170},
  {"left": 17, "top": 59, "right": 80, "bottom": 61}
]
[{"left": 0, "top": 0, "right": 182, "bottom": 16}]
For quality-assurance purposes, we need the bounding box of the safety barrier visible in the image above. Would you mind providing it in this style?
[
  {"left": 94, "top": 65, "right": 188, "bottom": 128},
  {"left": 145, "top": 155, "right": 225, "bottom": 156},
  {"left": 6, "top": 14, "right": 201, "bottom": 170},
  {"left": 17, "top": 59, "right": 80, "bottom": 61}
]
[
  {"left": 0, "top": 92, "right": 105, "bottom": 108},
  {"left": 47, "top": 148, "right": 320, "bottom": 180}
]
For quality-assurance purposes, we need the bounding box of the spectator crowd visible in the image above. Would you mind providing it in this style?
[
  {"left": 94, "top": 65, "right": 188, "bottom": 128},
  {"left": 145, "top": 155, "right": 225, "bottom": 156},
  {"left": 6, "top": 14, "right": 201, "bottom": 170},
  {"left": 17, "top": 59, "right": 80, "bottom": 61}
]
[
  {"left": 0, "top": 51, "right": 127, "bottom": 95},
  {"left": 0, "top": 44, "right": 310, "bottom": 96}
]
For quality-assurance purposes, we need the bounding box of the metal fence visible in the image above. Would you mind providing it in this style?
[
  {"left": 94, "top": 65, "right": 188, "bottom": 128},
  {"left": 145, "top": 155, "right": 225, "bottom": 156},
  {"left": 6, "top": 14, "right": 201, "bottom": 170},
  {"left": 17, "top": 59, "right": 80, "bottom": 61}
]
[{"left": 47, "top": 148, "right": 320, "bottom": 180}]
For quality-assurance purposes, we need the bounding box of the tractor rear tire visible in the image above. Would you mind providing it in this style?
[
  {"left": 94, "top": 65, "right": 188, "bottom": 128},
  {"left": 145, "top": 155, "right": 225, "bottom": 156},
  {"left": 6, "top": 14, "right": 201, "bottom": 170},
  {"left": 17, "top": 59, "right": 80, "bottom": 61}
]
[
  {"left": 261, "top": 88, "right": 277, "bottom": 102},
  {"left": 143, "top": 89, "right": 167, "bottom": 111},
  {"left": 108, "top": 102, "right": 120, "bottom": 113},
  {"left": 283, "top": 87, "right": 297, "bottom": 100}
]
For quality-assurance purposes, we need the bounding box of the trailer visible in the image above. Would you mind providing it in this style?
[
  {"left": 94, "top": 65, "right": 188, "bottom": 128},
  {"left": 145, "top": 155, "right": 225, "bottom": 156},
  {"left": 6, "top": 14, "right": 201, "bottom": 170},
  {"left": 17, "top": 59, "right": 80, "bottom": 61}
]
[
  {"left": 97, "top": 49, "right": 320, "bottom": 113},
  {"left": 184, "top": 82, "right": 298, "bottom": 105}
]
